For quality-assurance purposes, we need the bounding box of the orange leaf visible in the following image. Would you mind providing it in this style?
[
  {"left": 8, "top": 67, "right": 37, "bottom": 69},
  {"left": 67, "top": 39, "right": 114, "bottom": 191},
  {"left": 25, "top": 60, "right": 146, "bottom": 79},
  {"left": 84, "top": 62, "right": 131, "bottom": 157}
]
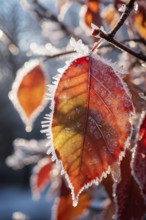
[
  {"left": 81, "top": 0, "right": 102, "bottom": 30},
  {"left": 48, "top": 55, "right": 134, "bottom": 206},
  {"left": 53, "top": 179, "right": 91, "bottom": 220},
  {"left": 115, "top": 150, "right": 146, "bottom": 220},
  {"left": 31, "top": 157, "right": 53, "bottom": 198},
  {"left": 101, "top": 4, "right": 120, "bottom": 29},
  {"left": 9, "top": 61, "right": 48, "bottom": 132},
  {"left": 133, "top": 2, "right": 146, "bottom": 40}
]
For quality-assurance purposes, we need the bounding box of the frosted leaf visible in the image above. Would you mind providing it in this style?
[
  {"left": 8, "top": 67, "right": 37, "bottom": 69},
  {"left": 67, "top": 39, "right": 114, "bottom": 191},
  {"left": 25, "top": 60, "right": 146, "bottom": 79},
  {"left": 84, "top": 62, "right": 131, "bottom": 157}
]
[{"left": 44, "top": 54, "right": 134, "bottom": 207}]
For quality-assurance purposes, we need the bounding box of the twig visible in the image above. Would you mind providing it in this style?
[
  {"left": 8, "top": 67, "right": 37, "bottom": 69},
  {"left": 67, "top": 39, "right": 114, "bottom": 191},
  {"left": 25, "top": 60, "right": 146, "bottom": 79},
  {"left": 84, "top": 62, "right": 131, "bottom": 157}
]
[
  {"left": 92, "top": 0, "right": 146, "bottom": 62},
  {"left": 98, "top": 30, "right": 146, "bottom": 62},
  {"left": 109, "top": 0, "right": 136, "bottom": 38},
  {"left": 32, "top": 38, "right": 145, "bottom": 61},
  {"left": 43, "top": 50, "right": 76, "bottom": 62},
  {"left": 28, "top": 0, "right": 91, "bottom": 44}
]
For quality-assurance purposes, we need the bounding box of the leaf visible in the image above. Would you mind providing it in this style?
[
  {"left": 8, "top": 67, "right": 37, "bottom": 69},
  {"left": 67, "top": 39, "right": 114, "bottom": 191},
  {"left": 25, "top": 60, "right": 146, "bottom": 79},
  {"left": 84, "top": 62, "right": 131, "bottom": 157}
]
[
  {"left": 52, "top": 178, "right": 91, "bottom": 220},
  {"left": 101, "top": 4, "right": 120, "bottom": 29},
  {"left": 48, "top": 54, "right": 134, "bottom": 206},
  {"left": 132, "top": 112, "right": 146, "bottom": 200},
  {"left": 102, "top": 174, "right": 113, "bottom": 201},
  {"left": 31, "top": 157, "right": 53, "bottom": 198},
  {"left": 115, "top": 150, "right": 146, "bottom": 220},
  {"left": 81, "top": 0, "right": 102, "bottom": 30},
  {"left": 9, "top": 60, "right": 48, "bottom": 132},
  {"left": 133, "top": 1, "right": 146, "bottom": 40},
  {"left": 123, "top": 74, "right": 145, "bottom": 113}
]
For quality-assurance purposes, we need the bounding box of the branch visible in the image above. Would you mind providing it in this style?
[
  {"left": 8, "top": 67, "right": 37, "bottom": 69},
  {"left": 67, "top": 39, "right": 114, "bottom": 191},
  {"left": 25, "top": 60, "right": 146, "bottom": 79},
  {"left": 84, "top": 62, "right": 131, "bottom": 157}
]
[
  {"left": 92, "top": 0, "right": 146, "bottom": 62},
  {"left": 43, "top": 50, "right": 76, "bottom": 61},
  {"left": 109, "top": 0, "right": 136, "bottom": 37},
  {"left": 97, "top": 30, "right": 146, "bottom": 62},
  {"left": 26, "top": 0, "right": 90, "bottom": 45}
]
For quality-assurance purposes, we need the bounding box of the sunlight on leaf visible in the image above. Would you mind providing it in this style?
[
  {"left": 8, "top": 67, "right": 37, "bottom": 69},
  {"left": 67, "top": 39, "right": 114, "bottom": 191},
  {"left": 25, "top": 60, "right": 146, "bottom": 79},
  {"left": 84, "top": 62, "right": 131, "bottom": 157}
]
[
  {"left": 9, "top": 60, "right": 48, "bottom": 132},
  {"left": 132, "top": 112, "right": 146, "bottom": 200},
  {"left": 49, "top": 54, "right": 134, "bottom": 206},
  {"left": 53, "top": 179, "right": 91, "bottom": 220},
  {"left": 115, "top": 150, "right": 146, "bottom": 220}
]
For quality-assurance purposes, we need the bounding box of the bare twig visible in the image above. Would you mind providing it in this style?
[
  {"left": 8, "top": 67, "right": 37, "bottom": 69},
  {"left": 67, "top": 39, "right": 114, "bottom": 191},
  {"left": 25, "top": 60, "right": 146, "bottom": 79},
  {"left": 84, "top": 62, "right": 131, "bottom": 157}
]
[
  {"left": 92, "top": 0, "right": 146, "bottom": 62},
  {"left": 98, "top": 30, "right": 146, "bottom": 62},
  {"left": 26, "top": 0, "right": 91, "bottom": 44},
  {"left": 109, "top": 0, "right": 136, "bottom": 37},
  {"left": 43, "top": 50, "right": 76, "bottom": 61},
  {"left": 35, "top": 38, "right": 145, "bottom": 61}
]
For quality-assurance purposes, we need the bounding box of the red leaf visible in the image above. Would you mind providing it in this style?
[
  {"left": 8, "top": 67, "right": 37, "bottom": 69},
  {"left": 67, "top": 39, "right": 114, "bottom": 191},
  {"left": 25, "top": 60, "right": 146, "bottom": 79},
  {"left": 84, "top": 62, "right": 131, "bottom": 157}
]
[
  {"left": 115, "top": 150, "right": 146, "bottom": 220},
  {"left": 132, "top": 112, "right": 146, "bottom": 199},
  {"left": 31, "top": 157, "right": 53, "bottom": 198},
  {"left": 48, "top": 55, "right": 134, "bottom": 206},
  {"left": 52, "top": 179, "right": 91, "bottom": 220},
  {"left": 9, "top": 61, "right": 48, "bottom": 132}
]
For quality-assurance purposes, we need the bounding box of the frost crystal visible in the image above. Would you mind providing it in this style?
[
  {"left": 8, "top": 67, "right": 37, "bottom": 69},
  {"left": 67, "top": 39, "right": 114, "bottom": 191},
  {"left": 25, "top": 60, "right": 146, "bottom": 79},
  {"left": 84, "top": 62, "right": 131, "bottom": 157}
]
[{"left": 70, "top": 38, "right": 89, "bottom": 56}]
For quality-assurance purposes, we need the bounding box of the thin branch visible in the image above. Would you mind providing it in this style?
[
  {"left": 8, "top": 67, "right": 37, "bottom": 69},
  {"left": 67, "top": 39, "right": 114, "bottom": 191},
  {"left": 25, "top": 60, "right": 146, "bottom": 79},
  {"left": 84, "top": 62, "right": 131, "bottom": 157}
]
[
  {"left": 43, "top": 50, "right": 76, "bottom": 61},
  {"left": 98, "top": 30, "right": 146, "bottom": 62},
  {"left": 109, "top": 0, "right": 136, "bottom": 37},
  {"left": 28, "top": 0, "right": 91, "bottom": 44},
  {"left": 92, "top": 0, "right": 146, "bottom": 62},
  {"left": 31, "top": 38, "right": 144, "bottom": 61}
]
